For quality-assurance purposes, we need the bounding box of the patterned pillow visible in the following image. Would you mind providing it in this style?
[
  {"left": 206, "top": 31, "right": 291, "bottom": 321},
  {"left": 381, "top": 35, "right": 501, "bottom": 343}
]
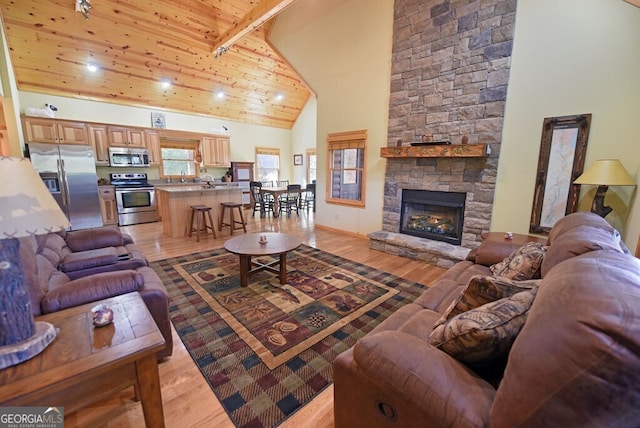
[
  {"left": 490, "top": 242, "right": 548, "bottom": 280},
  {"left": 428, "top": 289, "right": 538, "bottom": 364},
  {"left": 438, "top": 275, "right": 541, "bottom": 322}
]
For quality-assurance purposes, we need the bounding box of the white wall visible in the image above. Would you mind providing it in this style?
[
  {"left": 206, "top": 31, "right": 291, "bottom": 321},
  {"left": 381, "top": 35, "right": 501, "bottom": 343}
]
[
  {"left": 290, "top": 95, "right": 317, "bottom": 186},
  {"left": 18, "top": 91, "right": 293, "bottom": 181},
  {"left": 271, "top": 0, "right": 394, "bottom": 235},
  {"left": 493, "top": 0, "right": 640, "bottom": 248}
]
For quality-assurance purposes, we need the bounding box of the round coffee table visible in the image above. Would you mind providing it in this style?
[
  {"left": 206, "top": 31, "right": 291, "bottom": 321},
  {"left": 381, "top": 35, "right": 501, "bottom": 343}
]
[{"left": 224, "top": 232, "right": 302, "bottom": 287}]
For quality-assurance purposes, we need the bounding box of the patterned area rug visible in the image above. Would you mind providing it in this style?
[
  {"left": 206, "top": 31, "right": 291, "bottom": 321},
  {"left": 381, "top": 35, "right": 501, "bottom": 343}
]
[{"left": 151, "top": 244, "right": 429, "bottom": 427}]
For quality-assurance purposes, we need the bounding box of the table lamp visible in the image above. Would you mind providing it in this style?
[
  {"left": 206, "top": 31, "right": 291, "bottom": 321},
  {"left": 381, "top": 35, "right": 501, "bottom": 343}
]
[
  {"left": 573, "top": 159, "right": 636, "bottom": 218},
  {"left": 0, "top": 156, "right": 71, "bottom": 369}
]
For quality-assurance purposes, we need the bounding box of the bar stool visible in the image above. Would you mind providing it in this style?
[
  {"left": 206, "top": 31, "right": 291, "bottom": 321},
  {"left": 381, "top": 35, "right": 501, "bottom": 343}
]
[
  {"left": 188, "top": 205, "right": 217, "bottom": 241},
  {"left": 219, "top": 202, "right": 247, "bottom": 235}
]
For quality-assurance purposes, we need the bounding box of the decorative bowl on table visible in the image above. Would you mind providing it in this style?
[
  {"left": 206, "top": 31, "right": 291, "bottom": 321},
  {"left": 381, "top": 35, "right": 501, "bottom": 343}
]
[{"left": 91, "top": 304, "right": 114, "bottom": 327}]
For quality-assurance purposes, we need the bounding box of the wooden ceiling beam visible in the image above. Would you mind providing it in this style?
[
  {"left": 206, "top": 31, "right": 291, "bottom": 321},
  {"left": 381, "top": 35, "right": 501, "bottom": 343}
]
[{"left": 211, "top": 0, "right": 297, "bottom": 57}]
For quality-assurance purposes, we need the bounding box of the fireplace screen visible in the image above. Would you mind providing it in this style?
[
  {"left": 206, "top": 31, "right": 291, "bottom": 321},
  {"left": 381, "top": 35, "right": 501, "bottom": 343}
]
[{"left": 399, "top": 189, "right": 466, "bottom": 245}]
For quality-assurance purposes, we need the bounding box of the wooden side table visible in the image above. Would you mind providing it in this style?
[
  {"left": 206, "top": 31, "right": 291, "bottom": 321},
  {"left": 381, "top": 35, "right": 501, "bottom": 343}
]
[{"left": 0, "top": 292, "right": 165, "bottom": 427}]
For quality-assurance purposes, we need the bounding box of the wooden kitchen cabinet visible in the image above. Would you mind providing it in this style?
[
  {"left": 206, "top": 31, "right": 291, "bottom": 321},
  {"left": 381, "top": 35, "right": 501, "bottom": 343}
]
[
  {"left": 145, "top": 130, "right": 161, "bottom": 166},
  {"left": 107, "top": 126, "right": 147, "bottom": 148},
  {"left": 202, "top": 135, "right": 230, "bottom": 168},
  {"left": 22, "top": 117, "right": 89, "bottom": 145},
  {"left": 98, "top": 185, "right": 118, "bottom": 225},
  {"left": 88, "top": 124, "right": 110, "bottom": 165}
]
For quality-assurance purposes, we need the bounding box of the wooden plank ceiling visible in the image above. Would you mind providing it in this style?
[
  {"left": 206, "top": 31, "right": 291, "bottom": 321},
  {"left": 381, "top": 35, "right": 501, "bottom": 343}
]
[{"left": 0, "top": 0, "right": 310, "bottom": 129}]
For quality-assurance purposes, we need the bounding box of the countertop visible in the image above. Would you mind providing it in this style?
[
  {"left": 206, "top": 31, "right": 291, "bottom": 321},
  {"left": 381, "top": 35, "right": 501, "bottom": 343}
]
[
  {"left": 150, "top": 180, "right": 238, "bottom": 186},
  {"left": 155, "top": 184, "right": 243, "bottom": 193}
]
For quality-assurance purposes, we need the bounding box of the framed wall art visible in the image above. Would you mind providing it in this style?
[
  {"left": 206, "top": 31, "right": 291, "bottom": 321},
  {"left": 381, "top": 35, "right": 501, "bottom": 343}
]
[
  {"left": 151, "top": 112, "right": 166, "bottom": 129},
  {"left": 293, "top": 154, "right": 303, "bottom": 166},
  {"left": 530, "top": 113, "right": 591, "bottom": 234}
]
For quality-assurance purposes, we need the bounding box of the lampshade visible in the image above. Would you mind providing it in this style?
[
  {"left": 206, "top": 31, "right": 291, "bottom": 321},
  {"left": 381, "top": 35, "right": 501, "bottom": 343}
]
[
  {"left": 573, "top": 159, "right": 636, "bottom": 186},
  {"left": 0, "top": 157, "right": 70, "bottom": 237},
  {"left": 0, "top": 156, "right": 68, "bottom": 369}
]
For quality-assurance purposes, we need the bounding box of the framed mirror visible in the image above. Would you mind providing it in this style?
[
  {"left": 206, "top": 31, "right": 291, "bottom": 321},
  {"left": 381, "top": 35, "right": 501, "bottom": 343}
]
[{"left": 530, "top": 113, "right": 592, "bottom": 234}]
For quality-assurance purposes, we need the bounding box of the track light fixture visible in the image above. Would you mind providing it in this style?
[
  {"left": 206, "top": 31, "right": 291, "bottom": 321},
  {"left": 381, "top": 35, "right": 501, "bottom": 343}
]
[
  {"left": 215, "top": 46, "right": 228, "bottom": 59},
  {"left": 75, "top": 0, "right": 92, "bottom": 20}
]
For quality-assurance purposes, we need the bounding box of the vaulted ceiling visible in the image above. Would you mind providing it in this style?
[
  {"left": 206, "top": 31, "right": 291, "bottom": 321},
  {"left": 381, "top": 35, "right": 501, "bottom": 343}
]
[{"left": 0, "top": 0, "right": 311, "bottom": 129}]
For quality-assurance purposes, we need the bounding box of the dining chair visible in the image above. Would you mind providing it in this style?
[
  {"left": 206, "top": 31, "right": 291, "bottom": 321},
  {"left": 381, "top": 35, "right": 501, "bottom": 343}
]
[
  {"left": 249, "top": 181, "right": 273, "bottom": 216},
  {"left": 279, "top": 184, "right": 301, "bottom": 216},
  {"left": 278, "top": 180, "right": 289, "bottom": 187},
  {"left": 301, "top": 183, "right": 316, "bottom": 212}
]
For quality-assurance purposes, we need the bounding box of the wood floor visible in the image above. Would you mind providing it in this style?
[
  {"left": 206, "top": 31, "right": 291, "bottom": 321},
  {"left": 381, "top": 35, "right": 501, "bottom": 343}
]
[{"left": 64, "top": 210, "right": 446, "bottom": 428}]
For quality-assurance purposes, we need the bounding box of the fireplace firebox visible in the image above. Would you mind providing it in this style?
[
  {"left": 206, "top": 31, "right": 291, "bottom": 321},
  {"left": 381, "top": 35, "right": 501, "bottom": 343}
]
[{"left": 399, "top": 189, "right": 466, "bottom": 245}]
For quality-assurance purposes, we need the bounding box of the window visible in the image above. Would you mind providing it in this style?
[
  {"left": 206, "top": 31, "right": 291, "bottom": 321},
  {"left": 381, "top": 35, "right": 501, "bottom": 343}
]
[
  {"left": 160, "top": 141, "right": 197, "bottom": 179},
  {"left": 326, "top": 130, "right": 366, "bottom": 207},
  {"left": 306, "top": 149, "right": 316, "bottom": 184},
  {"left": 255, "top": 147, "right": 280, "bottom": 183}
]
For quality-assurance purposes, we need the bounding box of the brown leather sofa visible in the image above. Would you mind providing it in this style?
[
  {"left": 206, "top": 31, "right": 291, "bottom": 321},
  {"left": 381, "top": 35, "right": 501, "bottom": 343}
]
[
  {"left": 18, "top": 226, "right": 173, "bottom": 359},
  {"left": 333, "top": 212, "right": 640, "bottom": 427}
]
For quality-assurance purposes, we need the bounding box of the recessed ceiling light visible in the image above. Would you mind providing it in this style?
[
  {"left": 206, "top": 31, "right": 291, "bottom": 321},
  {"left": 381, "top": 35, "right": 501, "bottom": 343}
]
[
  {"left": 160, "top": 78, "right": 172, "bottom": 89},
  {"left": 275, "top": 93, "right": 284, "bottom": 101},
  {"left": 215, "top": 90, "right": 225, "bottom": 100},
  {"left": 86, "top": 62, "right": 98, "bottom": 72}
]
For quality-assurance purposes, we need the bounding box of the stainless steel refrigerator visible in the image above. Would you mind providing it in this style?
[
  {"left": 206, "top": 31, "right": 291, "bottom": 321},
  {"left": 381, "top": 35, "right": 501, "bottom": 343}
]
[{"left": 27, "top": 143, "right": 103, "bottom": 230}]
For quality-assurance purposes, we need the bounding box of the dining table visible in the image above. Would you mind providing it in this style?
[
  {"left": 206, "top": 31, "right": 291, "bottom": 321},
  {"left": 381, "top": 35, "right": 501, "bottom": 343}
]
[{"left": 259, "top": 186, "right": 290, "bottom": 217}]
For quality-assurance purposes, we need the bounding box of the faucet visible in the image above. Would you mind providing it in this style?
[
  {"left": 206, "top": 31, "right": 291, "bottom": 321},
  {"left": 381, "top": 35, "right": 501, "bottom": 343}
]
[{"left": 180, "top": 170, "right": 186, "bottom": 183}]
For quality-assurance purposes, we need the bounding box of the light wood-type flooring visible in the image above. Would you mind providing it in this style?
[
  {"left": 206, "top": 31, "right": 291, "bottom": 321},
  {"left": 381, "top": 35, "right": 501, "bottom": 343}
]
[{"left": 64, "top": 210, "right": 446, "bottom": 427}]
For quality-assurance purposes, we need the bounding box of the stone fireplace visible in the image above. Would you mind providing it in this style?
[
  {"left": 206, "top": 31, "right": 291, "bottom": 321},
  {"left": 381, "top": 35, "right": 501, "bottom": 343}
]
[
  {"left": 400, "top": 189, "right": 466, "bottom": 245},
  {"left": 368, "top": 0, "right": 517, "bottom": 267}
]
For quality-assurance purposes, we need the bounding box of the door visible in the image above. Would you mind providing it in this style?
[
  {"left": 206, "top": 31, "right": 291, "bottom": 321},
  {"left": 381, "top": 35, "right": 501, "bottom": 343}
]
[
  {"left": 98, "top": 186, "right": 118, "bottom": 225},
  {"left": 58, "top": 145, "right": 103, "bottom": 230},
  {"left": 115, "top": 188, "right": 156, "bottom": 214},
  {"left": 23, "top": 118, "right": 88, "bottom": 145},
  {"left": 232, "top": 162, "right": 254, "bottom": 208},
  {"left": 145, "top": 130, "right": 161, "bottom": 165},
  {"left": 108, "top": 126, "right": 146, "bottom": 147},
  {"left": 56, "top": 122, "right": 89, "bottom": 145},
  {"left": 23, "top": 118, "right": 59, "bottom": 144},
  {"left": 127, "top": 129, "right": 147, "bottom": 147},
  {"left": 88, "top": 124, "right": 110, "bottom": 165},
  {"left": 28, "top": 143, "right": 67, "bottom": 217},
  {"left": 202, "top": 136, "right": 231, "bottom": 167}
]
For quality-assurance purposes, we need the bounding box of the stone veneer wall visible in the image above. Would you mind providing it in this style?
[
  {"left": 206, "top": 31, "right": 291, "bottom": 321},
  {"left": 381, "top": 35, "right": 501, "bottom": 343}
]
[{"left": 382, "top": 0, "right": 517, "bottom": 249}]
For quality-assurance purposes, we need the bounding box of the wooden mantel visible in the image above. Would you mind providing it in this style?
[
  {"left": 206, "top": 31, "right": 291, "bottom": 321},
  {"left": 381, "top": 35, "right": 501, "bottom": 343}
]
[{"left": 380, "top": 144, "right": 486, "bottom": 158}]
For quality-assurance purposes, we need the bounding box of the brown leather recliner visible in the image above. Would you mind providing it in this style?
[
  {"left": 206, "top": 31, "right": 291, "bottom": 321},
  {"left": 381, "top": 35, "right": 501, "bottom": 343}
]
[
  {"left": 18, "top": 226, "right": 173, "bottom": 359},
  {"left": 333, "top": 212, "right": 640, "bottom": 427},
  {"left": 41, "top": 225, "right": 148, "bottom": 280}
]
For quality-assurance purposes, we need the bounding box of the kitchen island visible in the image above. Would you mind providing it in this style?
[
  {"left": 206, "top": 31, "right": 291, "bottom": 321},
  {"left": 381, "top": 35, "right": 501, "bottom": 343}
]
[{"left": 155, "top": 184, "right": 244, "bottom": 238}]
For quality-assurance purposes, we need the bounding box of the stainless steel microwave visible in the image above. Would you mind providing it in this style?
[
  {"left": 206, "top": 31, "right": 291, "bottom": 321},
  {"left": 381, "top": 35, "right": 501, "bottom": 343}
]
[{"left": 108, "top": 147, "right": 150, "bottom": 167}]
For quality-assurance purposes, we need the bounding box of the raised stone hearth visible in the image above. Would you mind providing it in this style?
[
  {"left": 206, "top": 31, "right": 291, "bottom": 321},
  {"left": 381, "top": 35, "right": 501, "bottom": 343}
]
[{"left": 369, "top": 231, "right": 470, "bottom": 269}]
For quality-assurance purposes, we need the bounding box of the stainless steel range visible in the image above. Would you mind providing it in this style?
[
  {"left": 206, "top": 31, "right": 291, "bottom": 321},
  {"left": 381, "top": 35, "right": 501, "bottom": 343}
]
[{"left": 110, "top": 173, "right": 158, "bottom": 226}]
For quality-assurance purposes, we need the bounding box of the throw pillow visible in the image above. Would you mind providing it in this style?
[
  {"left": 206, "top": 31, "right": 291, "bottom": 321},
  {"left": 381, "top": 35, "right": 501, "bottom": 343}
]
[
  {"left": 428, "top": 288, "right": 538, "bottom": 364},
  {"left": 490, "top": 242, "right": 548, "bottom": 280},
  {"left": 438, "top": 275, "right": 541, "bottom": 322}
]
